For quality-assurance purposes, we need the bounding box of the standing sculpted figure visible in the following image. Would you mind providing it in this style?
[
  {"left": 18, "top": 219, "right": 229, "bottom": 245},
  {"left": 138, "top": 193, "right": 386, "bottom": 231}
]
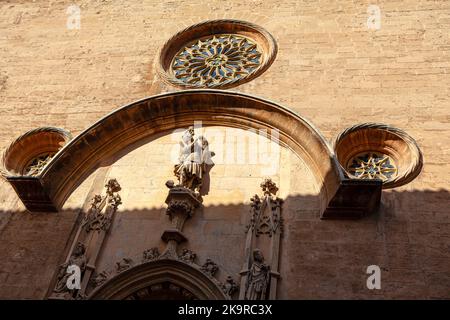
[
  {"left": 245, "top": 249, "right": 270, "bottom": 300},
  {"left": 174, "top": 126, "right": 213, "bottom": 192}
]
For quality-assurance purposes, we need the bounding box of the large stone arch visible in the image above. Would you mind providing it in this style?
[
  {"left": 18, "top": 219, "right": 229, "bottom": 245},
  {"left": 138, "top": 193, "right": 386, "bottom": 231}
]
[
  {"left": 6, "top": 90, "right": 380, "bottom": 218},
  {"left": 88, "top": 259, "right": 228, "bottom": 300}
]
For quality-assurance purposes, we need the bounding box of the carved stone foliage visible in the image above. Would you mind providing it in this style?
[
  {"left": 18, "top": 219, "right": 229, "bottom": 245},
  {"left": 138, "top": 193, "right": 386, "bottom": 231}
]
[
  {"left": 200, "top": 259, "right": 219, "bottom": 277},
  {"left": 244, "top": 249, "right": 270, "bottom": 300},
  {"left": 90, "top": 270, "right": 109, "bottom": 288},
  {"left": 179, "top": 248, "right": 197, "bottom": 264},
  {"left": 87, "top": 246, "right": 238, "bottom": 300},
  {"left": 166, "top": 199, "right": 195, "bottom": 218},
  {"left": 81, "top": 179, "right": 122, "bottom": 233},
  {"left": 52, "top": 242, "right": 87, "bottom": 299},
  {"left": 142, "top": 247, "right": 160, "bottom": 263},
  {"left": 246, "top": 179, "right": 283, "bottom": 237}
]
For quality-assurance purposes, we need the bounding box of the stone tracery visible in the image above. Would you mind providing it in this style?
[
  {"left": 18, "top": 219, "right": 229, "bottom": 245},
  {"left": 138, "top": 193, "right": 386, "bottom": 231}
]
[{"left": 171, "top": 34, "right": 262, "bottom": 88}]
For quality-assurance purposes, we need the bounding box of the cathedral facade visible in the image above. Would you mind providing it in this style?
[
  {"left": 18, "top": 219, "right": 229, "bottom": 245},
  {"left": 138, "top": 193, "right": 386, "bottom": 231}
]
[{"left": 0, "top": 1, "right": 448, "bottom": 299}]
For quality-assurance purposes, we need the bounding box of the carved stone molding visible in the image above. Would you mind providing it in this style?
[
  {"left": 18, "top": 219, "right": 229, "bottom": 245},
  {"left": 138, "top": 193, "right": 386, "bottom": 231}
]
[
  {"left": 88, "top": 259, "right": 229, "bottom": 300},
  {"left": 0, "top": 127, "right": 72, "bottom": 178},
  {"left": 85, "top": 246, "right": 238, "bottom": 300},
  {"left": 2, "top": 90, "right": 378, "bottom": 219}
]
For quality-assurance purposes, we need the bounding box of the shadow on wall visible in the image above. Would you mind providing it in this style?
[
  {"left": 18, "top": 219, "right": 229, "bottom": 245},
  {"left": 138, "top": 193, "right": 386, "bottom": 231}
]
[{"left": 0, "top": 189, "right": 449, "bottom": 300}]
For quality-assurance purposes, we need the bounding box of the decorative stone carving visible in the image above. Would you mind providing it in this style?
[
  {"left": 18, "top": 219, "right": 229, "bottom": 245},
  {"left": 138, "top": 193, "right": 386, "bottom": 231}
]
[
  {"left": 334, "top": 122, "right": 423, "bottom": 189},
  {"left": 0, "top": 126, "right": 72, "bottom": 178},
  {"left": 239, "top": 179, "right": 282, "bottom": 300},
  {"left": 173, "top": 126, "right": 213, "bottom": 193},
  {"left": 81, "top": 179, "right": 122, "bottom": 233},
  {"left": 171, "top": 34, "right": 262, "bottom": 88},
  {"left": 90, "top": 270, "right": 109, "bottom": 288},
  {"left": 23, "top": 153, "right": 54, "bottom": 176},
  {"left": 260, "top": 178, "right": 278, "bottom": 196},
  {"left": 222, "top": 276, "right": 239, "bottom": 297},
  {"left": 200, "top": 259, "right": 219, "bottom": 277},
  {"left": 142, "top": 248, "right": 160, "bottom": 263},
  {"left": 158, "top": 19, "right": 278, "bottom": 89},
  {"left": 244, "top": 249, "right": 270, "bottom": 300},
  {"left": 48, "top": 178, "right": 123, "bottom": 300},
  {"left": 116, "top": 258, "right": 133, "bottom": 273},
  {"left": 52, "top": 242, "right": 87, "bottom": 298},
  {"left": 161, "top": 181, "right": 202, "bottom": 259},
  {"left": 167, "top": 199, "right": 195, "bottom": 218},
  {"left": 179, "top": 248, "right": 197, "bottom": 264},
  {"left": 246, "top": 179, "right": 283, "bottom": 237},
  {"left": 347, "top": 152, "right": 397, "bottom": 181}
]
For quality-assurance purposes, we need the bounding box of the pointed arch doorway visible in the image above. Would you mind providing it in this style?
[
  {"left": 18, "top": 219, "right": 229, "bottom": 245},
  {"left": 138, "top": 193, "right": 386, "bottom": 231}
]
[{"left": 88, "top": 259, "right": 228, "bottom": 300}]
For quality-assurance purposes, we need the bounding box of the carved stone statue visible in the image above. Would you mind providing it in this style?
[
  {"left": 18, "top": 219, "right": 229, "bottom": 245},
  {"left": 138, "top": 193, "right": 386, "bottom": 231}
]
[
  {"left": 222, "top": 276, "right": 239, "bottom": 296},
  {"left": 174, "top": 126, "right": 213, "bottom": 192},
  {"left": 245, "top": 249, "right": 270, "bottom": 300},
  {"left": 53, "top": 242, "right": 87, "bottom": 297}
]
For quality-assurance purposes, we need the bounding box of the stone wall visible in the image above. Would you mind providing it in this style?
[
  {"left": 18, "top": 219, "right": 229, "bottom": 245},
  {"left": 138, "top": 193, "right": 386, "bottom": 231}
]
[{"left": 0, "top": 0, "right": 449, "bottom": 299}]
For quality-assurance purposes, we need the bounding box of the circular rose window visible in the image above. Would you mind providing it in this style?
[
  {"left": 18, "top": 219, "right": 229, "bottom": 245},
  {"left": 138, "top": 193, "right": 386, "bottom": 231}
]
[
  {"left": 333, "top": 123, "right": 423, "bottom": 189},
  {"left": 158, "top": 20, "right": 277, "bottom": 89},
  {"left": 346, "top": 152, "right": 397, "bottom": 181},
  {"left": 0, "top": 127, "right": 72, "bottom": 177}
]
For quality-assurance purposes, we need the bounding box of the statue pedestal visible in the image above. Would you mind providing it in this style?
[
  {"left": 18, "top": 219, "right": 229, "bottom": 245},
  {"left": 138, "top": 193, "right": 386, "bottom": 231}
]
[{"left": 160, "top": 187, "right": 201, "bottom": 259}]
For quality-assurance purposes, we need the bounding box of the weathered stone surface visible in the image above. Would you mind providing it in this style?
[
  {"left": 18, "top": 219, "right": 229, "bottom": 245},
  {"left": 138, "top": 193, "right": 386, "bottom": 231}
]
[{"left": 0, "top": 0, "right": 449, "bottom": 300}]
